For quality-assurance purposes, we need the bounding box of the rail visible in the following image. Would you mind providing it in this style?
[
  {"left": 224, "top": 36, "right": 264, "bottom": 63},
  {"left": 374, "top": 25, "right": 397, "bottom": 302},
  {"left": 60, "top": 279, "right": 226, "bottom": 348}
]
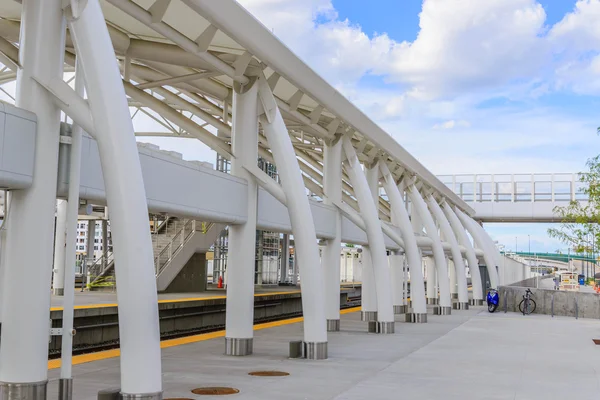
[
  {"left": 154, "top": 220, "right": 213, "bottom": 276},
  {"left": 437, "top": 173, "right": 589, "bottom": 203},
  {"left": 87, "top": 249, "right": 115, "bottom": 283}
]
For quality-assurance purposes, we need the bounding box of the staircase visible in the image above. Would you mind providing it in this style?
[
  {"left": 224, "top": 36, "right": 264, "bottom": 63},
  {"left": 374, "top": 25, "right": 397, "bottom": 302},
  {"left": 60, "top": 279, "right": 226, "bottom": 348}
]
[{"left": 87, "top": 217, "right": 222, "bottom": 290}]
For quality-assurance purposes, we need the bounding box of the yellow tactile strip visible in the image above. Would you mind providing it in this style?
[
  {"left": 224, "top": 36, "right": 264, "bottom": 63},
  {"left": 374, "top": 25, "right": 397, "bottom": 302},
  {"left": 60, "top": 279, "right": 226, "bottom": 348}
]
[
  {"left": 49, "top": 287, "right": 360, "bottom": 312},
  {"left": 47, "top": 306, "right": 361, "bottom": 370},
  {"left": 49, "top": 291, "right": 303, "bottom": 312}
]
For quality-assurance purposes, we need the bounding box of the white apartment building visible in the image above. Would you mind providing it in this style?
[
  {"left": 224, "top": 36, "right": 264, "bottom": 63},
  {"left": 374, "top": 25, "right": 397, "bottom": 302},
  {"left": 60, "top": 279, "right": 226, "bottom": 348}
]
[{"left": 75, "top": 220, "right": 111, "bottom": 261}]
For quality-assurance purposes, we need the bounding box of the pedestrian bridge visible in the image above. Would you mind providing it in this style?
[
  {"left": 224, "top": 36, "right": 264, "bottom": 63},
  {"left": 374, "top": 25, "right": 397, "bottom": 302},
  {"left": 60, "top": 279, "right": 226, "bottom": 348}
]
[{"left": 437, "top": 174, "right": 588, "bottom": 222}]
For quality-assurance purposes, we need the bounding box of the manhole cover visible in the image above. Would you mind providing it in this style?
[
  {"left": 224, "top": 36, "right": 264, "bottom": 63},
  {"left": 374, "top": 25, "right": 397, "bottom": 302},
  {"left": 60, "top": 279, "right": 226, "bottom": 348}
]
[
  {"left": 593, "top": 339, "right": 600, "bottom": 345},
  {"left": 248, "top": 371, "right": 290, "bottom": 377},
  {"left": 192, "top": 387, "right": 240, "bottom": 396}
]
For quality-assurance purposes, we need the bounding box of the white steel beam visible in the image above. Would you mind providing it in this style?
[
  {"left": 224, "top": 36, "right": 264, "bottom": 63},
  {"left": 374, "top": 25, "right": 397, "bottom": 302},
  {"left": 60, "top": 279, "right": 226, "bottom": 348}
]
[
  {"left": 257, "top": 75, "right": 327, "bottom": 358},
  {"left": 379, "top": 162, "right": 427, "bottom": 316},
  {"left": 68, "top": 0, "right": 162, "bottom": 396},
  {"left": 342, "top": 139, "right": 394, "bottom": 333},
  {"left": 407, "top": 185, "right": 452, "bottom": 311},
  {"left": 0, "top": 0, "right": 65, "bottom": 395}
]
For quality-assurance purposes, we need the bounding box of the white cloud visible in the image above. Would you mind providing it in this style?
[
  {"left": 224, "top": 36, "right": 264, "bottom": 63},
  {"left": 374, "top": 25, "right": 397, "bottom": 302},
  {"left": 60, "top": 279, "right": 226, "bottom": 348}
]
[
  {"left": 380, "top": 0, "right": 548, "bottom": 99},
  {"left": 432, "top": 120, "right": 471, "bottom": 130}
]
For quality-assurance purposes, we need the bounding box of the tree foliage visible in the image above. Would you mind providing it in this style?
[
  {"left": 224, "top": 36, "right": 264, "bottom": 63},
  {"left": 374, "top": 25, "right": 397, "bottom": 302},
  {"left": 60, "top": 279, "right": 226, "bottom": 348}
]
[{"left": 548, "top": 155, "right": 600, "bottom": 254}]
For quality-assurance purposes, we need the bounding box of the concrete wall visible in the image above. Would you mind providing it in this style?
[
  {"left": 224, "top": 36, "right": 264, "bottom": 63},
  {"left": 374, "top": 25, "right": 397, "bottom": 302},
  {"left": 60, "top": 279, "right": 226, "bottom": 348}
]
[
  {"left": 162, "top": 253, "right": 207, "bottom": 293},
  {"left": 498, "top": 284, "right": 600, "bottom": 319}
]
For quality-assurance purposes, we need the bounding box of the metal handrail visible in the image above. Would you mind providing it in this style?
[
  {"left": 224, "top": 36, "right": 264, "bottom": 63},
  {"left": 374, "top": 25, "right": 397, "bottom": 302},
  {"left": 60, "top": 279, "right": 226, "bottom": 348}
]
[
  {"left": 154, "top": 220, "right": 214, "bottom": 276},
  {"left": 87, "top": 249, "right": 115, "bottom": 280}
]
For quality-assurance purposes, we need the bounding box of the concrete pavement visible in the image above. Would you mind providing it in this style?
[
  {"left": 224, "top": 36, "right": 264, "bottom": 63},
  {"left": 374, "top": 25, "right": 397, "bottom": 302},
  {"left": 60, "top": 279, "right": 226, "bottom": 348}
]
[{"left": 46, "top": 307, "right": 600, "bottom": 399}]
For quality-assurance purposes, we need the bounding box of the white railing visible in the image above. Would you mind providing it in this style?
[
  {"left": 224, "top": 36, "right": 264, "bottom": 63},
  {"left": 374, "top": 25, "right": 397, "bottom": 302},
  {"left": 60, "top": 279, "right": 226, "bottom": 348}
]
[
  {"left": 436, "top": 173, "right": 588, "bottom": 203},
  {"left": 154, "top": 220, "right": 213, "bottom": 276}
]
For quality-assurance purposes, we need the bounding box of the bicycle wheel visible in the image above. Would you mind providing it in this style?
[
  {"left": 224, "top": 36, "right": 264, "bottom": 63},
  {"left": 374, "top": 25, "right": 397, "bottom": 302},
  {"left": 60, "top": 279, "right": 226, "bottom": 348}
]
[
  {"left": 518, "top": 299, "right": 526, "bottom": 315},
  {"left": 528, "top": 299, "right": 536, "bottom": 314}
]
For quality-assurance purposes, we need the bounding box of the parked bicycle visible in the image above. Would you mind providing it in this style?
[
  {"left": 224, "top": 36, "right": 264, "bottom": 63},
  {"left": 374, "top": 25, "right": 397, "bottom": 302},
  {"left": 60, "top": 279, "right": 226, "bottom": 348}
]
[{"left": 519, "top": 288, "right": 536, "bottom": 315}]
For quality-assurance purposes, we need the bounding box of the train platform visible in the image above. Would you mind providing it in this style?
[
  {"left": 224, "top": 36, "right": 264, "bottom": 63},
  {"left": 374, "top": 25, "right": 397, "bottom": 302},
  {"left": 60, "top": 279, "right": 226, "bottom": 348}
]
[
  {"left": 50, "top": 284, "right": 362, "bottom": 310},
  {"left": 46, "top": 306, "right": 600, "bottom": 399}
]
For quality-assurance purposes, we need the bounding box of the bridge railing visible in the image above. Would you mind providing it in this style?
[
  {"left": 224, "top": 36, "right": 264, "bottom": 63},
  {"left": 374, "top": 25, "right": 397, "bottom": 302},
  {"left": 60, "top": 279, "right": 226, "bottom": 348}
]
[{"left": 437, "top": 173, "right": 588, "bottom": 203}]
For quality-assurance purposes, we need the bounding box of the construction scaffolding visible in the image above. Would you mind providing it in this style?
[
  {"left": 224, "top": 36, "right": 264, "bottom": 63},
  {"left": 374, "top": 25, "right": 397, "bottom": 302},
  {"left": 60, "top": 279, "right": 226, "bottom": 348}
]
[{"left": 214, "top": 154, "right": 283, "bottom": 286}]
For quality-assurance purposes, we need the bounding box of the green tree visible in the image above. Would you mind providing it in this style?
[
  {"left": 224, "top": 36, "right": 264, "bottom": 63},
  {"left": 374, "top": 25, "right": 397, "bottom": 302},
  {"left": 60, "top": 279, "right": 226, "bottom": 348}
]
[{"left": 548, "top": 155, "right": 600, "bottom": 254}]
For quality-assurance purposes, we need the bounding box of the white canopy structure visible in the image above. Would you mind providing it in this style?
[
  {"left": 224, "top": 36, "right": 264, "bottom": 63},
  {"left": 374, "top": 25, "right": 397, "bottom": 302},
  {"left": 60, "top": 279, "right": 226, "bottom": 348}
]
[{"left": 0, "top": 1, "right": 509, "bottom": 399}]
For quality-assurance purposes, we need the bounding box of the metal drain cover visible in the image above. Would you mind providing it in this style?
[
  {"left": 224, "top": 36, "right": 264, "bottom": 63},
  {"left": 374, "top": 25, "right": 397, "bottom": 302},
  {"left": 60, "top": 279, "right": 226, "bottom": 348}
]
[
  {"left": 192, "top": 387, "right": 240, "bottom": 395},
  {"left": 248, "top": 371, "right": 290, "bottom": 377}
]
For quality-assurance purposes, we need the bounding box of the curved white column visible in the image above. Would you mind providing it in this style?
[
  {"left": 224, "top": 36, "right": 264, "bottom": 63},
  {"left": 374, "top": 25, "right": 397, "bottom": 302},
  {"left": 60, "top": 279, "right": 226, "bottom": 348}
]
[
  {"left": 360, "top": 246, "right": 377, "bottom": 320},
  {"left": 378, "top": 163, "right": 426, "bottom": 315},
  {"left": 260, "top": 82, "right": 327, "bottom": 354},
  {"left": 52, "top": 200, "right": 68, "bottom": 295},
  {"left": 424, "top": 257, "right": 437, "bottom": 302},
  {"left": 322, "top": 139, "right": 342, "bottom": 331},
  {"left": 455, "top": 207, "right": 499, "bottom": 289},
  {"left": 448, "top": 258, "right": 458, "bottom": 297},
  {"left": 225, "top": 79, "right": 259, "bottom": 355},
  {"left": 361, "top": 163, "right": 381, "bottom": 322},
  {"left": 69, "top": 1, "right": 162, "bottom": 394},
  {"left": 0, "top": 0, "right": 65, "bottom": 390},
  {"left": 442, "top": 202, "right": 483, "bottom": 301},
  {"left": 342, "top": 139, "right": 394, "bottom": 332},
  {"left": 60, "top": 59, "right": 85, "bottom": 386},
  {"left": 426, "top": 196, "right": 468, "bottom": 306},
  {"left": 407, "top": 186, "right": 451, "bottom": 309}
]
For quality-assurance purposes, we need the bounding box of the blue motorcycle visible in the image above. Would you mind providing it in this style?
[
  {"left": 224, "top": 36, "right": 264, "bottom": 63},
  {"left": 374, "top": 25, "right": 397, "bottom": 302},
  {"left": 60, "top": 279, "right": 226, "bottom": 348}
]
[{"left": 487, "top": 289, "right": 499, "bottom": 313}]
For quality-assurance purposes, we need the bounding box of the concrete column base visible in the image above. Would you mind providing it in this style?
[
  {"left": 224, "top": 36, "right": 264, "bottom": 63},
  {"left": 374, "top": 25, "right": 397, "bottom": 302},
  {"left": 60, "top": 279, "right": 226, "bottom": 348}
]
[
  {"left": 120, "top": 392, "right": 162, "bottom": 400},
  {"left": 361, "top": 311, "right": 377, "bottom": 322},
  {"left": 0, "top": 381, "right": 47, "bottom": 400},
  {"left": 393, "top": 305, "right": 407, "bottom": 314},
  {"left": 225, "top": 337, "right": 253, "bottom": 356},
  {"left": 433, "top": 306, "right": 452, "bottom": 315},
  {"left": 405, "top": 313, "right": 428, "bottom": 323},
  {"left": 426, "top": 298, "right": 439, "bottom": 305},
  {"left": 470, "top": 299, "right": 484, "bottom": 306},
  {"left": 58, "top": 378, "right": 72, "bottom": 400},
  {"left": 453, "top": 302, "right": 469, "bottom": 310},
  {"left": 327, "top": 319, "right": 340, "bottom": 332},
  {"left": 367, "top": 321, "right": 395, "bottom": 334},
  {"left": 304, "top": 341, "right": 327, "bottom": 360},
  {"left": 53, "top": 288, "right": 64, "bottom": 296}
]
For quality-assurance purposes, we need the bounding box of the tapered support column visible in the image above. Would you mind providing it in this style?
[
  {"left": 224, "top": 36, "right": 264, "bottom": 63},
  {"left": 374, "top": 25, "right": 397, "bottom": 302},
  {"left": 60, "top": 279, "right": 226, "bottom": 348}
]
[
  {"left": 52, "top": 200, "right": 68, "bottom": 296},
  {"left": 342, "top": 143, "right": 394, "bottom": 333},
  {"left": 360, "top": 246, "right": 377, "bottom": 321},
  {"left": 389, "top": 252, "right": 405, "bottom": 314},
  {"left": 448, "top": 258, "right": 458, "bottom": 298},
  {"left": 442, "top": 202, "right": 483, "bottom": 304},
  {"left": 361, "top": 164, "right": 379, "bottom": 322},
  {"left": 378, "top": 163, "right": 426, "bottom": 318},
  {"left": 69, "top": 1, "right": 162, "bottom": 395},
  {"left": 407, "top": 186, "right": 451, "bottom": 313},
  {"left": 455, "top": 208, "right": 499, "bottom": 289},
  {"left": 259, "top": 78, "right": 327, "bottom": 358},
  {"left": 225, "top": 78, "right": 259, "bottom": 356},
  {"left": 85, "top": 220, "right": 96, "bottom": 272},
  {"left": 426, "top": 196, "right": 469, "bottom": 308},
  {"left": 323, "top": 139, "right": 342, "bottom": 331},
  {"left": 425, "top": 256, "right": 437, "bottom": 304},
  {"left": 0, "top": 0, "right": 65, "bottom": 395}
]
